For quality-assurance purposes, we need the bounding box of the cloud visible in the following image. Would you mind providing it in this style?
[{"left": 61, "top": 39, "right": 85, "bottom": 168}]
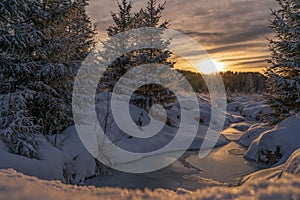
[
  {"left": 206, "top": 42, "right": 267, "bottom": 54},
  {"left": 177, "top": 30, "right": 224, "bottom": 38},
  {"left": 211, "top": 25, "right": 273, "bottom": 45},
  {"left": 87, "top": 0, "right": 279, "bottom": 72},
  {"left": 219, "top": 55, "right": 269, "bottom": 63},
  {"left": 233, "top": 59, "right": 268, "bottom": 66}
]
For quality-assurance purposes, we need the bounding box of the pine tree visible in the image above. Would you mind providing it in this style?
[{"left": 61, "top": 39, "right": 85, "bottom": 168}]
[
  {"left": 107, "top": 0, "right": 134, "bottom": 36},
  {"left": 0, "top": 0, "right": 95, "bottom": 157},
  {"left": 97, "top": 0, "right": 132, "bottom": 91},
  {"left": 99, "top": 0, "right": 176, "bottom": 110},
  {"left": 68, "top": 0, "right": 96, "bottom": 61},
  {"left": 266, "top": 0, "right": 300, "bottom": 121}
]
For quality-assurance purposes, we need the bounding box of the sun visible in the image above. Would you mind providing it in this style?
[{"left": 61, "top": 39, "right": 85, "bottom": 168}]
[{"left": 197, "top": 59, "right": 225, "bottom": 74}]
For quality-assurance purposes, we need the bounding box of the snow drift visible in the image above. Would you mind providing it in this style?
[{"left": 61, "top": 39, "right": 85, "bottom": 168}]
[
  {"left": 0, "top": 130, "right": 97, "bottom": 184},
  {"left": 245, "top": 112, "right": 300, "bottom": 165},
  {"left": 243, "top": 148, "right": 300, "bottom": 183},
  {"left": 0, "top": 168, "right": 299, "bottom": 200}
]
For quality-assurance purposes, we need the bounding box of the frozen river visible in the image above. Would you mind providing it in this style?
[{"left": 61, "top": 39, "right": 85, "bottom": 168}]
[{"left": 85, "top": 141, "right": 262, "bottom": 191}]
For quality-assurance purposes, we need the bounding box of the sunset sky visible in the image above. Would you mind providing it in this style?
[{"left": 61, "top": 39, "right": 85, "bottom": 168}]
[{"left": 87, "top": 0, "right": 280, "bottom": 73}]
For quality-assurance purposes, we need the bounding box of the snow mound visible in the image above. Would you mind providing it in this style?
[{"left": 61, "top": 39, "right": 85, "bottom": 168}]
[
  {"left": 283, "top": 148, "right": 300, "bottom": 175},
  {"left": 227, "top": 101, "right": 244, "bottom": 112},
  {"left": 0, "top": 130, "right": 97, "bottom": 184},
  {"left": 0, "top": 168, "right": 299, "bottom": 200},
  {"left": 48, "top": 126, "right": 97, "bottom": 183},
  {"left": 243, "top": 148, "right": 300, "bottom": 183},
  {"left": 227, "top": 95, "right": 273, "bottom": 121},
  {"left": 245, "top": 113, "right": 300, "bottom": 165},
  {"left": 239, "top": 124, "right": 269, "bottom": 147},
  {"left": 242, "top": 104, "right": 273, "bottom": 120}
]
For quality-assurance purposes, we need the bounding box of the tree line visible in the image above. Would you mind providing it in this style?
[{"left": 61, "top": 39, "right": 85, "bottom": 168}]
[{"left": 178, "top": 70, "right": 266, "bottom": 94}]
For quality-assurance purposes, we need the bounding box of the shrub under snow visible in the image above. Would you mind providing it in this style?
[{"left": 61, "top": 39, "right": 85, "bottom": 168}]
[{"left": 245, "top": 112, "right": 300, "bottom": 166}]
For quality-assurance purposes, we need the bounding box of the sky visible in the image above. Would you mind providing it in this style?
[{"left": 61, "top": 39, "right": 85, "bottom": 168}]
[{"left": 86, "top": 0, "right": 280, "bottom": 73}]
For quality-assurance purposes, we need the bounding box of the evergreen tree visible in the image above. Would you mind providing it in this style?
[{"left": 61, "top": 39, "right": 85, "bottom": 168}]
[
  {"left": 266, "top": 0, "right": 300, "bottom": 121},
  {"left": 99, "top": 0, "right": 176, "bottom": 110},
  {"left": 0, "top": 0, "right": 95, "bottom": 157},
  {"left": 98, "top": 0, "right": 133, "bottom": 90},
  {"left": 107, "top": 0, "right": 134, "bottom": 36}
]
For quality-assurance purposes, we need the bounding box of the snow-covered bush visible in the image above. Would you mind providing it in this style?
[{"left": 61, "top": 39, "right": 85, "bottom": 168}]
[
  {"left": 243, "top": 148, "right": 300, "bottom": 184},
  {"left": 0, "top": 127, "right": 99, "bottom": 184},
  {"left": 245, "top": 112, "right": 300, "bottom": 166},
  {"left": 241, "top": 104, "right": 273, "bottom": 120},
  {"left": 227, "top": 95, "right": 274, "bottom": 121}
]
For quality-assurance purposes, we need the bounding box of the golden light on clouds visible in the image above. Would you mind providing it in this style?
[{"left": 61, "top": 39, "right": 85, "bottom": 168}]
[{"left": 87, "top": 0, "right": 279, "bottom": 73}]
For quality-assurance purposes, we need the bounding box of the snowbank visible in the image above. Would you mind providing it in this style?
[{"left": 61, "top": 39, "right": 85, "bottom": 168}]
[
  {"left": 243, "top": 148, "right": 300, "bottom": 183},
  {"left": 229, "top": 122, "right": 251, "bottom": 132},
  {"left": 283, "top": 148, "right": 300, "bottom": 175},
  {"left": 227, "top": 95, "right": 273, "bottom": 121},
  {"left": 0, "top": 168, "right": 299, "bottom": 200},
  {"left": 0, "top": 135, "right": 66, "bottom": 181},
  {"left": 239, "top": 123, "right": 269, "bottom": 147},
  {"left": 242, "top": 104, "right": 273, "bottom": 120},
  {"left": 0, "top": 130, "right": 97, "bottom": 184},
  {"left": 245, "top": 113, "right": 300, "bottom": 165},
  {"left": 0, "top": 91, "right": 228, "bottom": 181}
]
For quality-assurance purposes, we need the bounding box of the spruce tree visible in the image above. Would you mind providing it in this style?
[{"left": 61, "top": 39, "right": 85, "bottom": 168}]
[
  {"left": 0, "top": 0, "right": 95, "bottom": 157},
  {"left": 266, "top": 0, "right": 300, "bottom": 121},
  {"left": 99, "top": 0, "right": 175, "bottom": 110},
  {"left": 131, "top": 0, "right": 175, "bottom": 110}
]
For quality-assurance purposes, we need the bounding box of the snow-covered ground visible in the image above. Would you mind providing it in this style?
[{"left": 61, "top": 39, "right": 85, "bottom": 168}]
[
  {"left": 0, "top": 93, "right": 300, "bottom": 199},
  {"left": 0, "top": 168, "right": 299, "bottom": 200},
  {"left": 0, "top": 92, "right": 228, "bottom": 182}
]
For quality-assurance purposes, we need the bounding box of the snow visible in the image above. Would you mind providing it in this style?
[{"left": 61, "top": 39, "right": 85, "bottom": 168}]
[
  {"left": 243, "top": 149, "right": 300, "bottom": 183},
  {"left": 239, "top": 123, "right": 269, "bottom": 147},
  {"left": 283, "top": 149, "right": 300, "bottom": 175},
  {"left": 0, "top": 168, "right": 299, "bottom": 200},
  {"left": 222, "top": 95, "right": 273, "bottom": 142},
  {"left": 242, "top": 104, "right": 273, "bottom": 120},
  {"left": 0, "top": 139, "right": 7, "bottom": 151},
  {"left": 0, "top": 130, "right": 97, "bottom": 184},
  {"left": 75, "top": 92, "right": 228, "bottom": 166},
  {"left": 229, "top": 122, "right": 251, "bottom": 132},
  {"left": 48, "top": 126, "right": 97, "bottom": 183},
  {"left": 0, "top": 91, "right": 228, "bottom": 181},
  {"left": 1, "top": 92, "right": 300, "bottom": 199},
  {"left": 245, "top": 112, "right": 300, "bottom": 165},
  {"left": 226, "top": 95, "right": 273, "bottom": 121},
  {"left": 0, "top": 135, "right": 65, "bottom": 181},
  {"left": 0, "top": 93, "right": 299, "bottom": 198},
  {"left": 226, "top": 114, "right": 245, "bottom": 124}
]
